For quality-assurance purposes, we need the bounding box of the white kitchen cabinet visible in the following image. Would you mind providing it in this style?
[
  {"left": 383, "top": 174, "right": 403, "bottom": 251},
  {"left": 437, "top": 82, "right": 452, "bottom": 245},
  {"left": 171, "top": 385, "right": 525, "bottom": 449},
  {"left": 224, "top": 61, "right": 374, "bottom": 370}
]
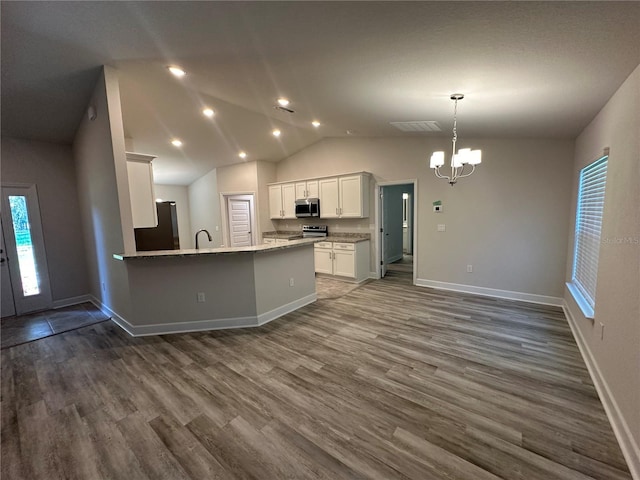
[
  {"left": 314, "top": 240, "right": 370, "bottom": 282},
  {"left": 269, "top": 184, "right": 296, "bottom": 219},
  {"left": 295, "top": 180, "right": 319, "bottom": 200},
  {"left": 313, "top": 241, "right": 334, "bottom": 274},
  {"left": 319, "top": 174, "right": 369, "bottom": 219},
  {"left": 263, "top": 238, "right": 276, "bottom": 245},
  {"left": 126, "top": 152, "right": 158, "bottom": 228},
  {"left": 318, "top": 178, "right": 340, "bottom": 218}
]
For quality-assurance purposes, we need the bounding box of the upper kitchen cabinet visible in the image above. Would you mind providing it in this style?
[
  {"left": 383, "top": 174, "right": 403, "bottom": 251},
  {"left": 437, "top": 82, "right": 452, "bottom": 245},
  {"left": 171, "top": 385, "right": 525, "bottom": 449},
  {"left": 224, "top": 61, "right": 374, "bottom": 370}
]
[
  {"left": 269, "top": 183, "right": 296, "bottom": 219},
  {"left": 319, "top": 173, "right": 370, "bottom": 219},
  {"left": 295, "top": 180, "right": 319, "bottom": 200},
  {"left": 126, "top": 152, "right": 157, "bottom": 228}
]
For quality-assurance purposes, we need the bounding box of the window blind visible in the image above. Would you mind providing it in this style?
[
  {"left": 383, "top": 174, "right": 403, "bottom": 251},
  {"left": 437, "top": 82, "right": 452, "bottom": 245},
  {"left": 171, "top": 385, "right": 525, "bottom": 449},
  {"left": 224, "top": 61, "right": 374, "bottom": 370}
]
[{"left": 572, "top": 156, "right": 608, "bottom": 309}]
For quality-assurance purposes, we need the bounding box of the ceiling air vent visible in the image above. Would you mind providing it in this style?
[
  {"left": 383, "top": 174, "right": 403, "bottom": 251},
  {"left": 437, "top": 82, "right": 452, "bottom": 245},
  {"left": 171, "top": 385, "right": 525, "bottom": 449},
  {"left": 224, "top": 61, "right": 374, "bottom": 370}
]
[{"left": 390, "top": 121, "right": 441, "bottom": 132}]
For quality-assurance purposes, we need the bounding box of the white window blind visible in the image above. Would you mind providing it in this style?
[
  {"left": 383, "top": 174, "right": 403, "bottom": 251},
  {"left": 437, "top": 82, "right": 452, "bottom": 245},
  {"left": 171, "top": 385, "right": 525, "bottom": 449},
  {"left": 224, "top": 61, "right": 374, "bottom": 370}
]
[{"left": 572, "top": 155, "right": 608, "bottom": 310}]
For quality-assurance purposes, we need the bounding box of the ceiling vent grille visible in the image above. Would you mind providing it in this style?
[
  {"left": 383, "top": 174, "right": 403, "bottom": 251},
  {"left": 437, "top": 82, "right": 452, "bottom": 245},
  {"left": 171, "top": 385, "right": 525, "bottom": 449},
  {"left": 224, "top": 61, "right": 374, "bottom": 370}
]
[{"left": 390, "top": 120, "right": 441, "bottom": 132}]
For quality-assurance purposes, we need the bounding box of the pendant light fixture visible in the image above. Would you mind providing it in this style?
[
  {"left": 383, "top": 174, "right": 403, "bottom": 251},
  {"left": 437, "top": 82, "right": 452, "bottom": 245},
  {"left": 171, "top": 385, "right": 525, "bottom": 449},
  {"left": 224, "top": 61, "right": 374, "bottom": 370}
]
[{"left": 429, "top": 94, "right": 481, "bottom": 185}]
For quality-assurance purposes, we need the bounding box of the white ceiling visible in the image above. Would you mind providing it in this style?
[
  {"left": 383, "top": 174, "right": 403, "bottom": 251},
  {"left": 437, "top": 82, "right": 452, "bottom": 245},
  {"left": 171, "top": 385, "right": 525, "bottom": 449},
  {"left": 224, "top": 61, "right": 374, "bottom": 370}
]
[{"left": 2, "top": 2, "right": 640, "bottom": 185}]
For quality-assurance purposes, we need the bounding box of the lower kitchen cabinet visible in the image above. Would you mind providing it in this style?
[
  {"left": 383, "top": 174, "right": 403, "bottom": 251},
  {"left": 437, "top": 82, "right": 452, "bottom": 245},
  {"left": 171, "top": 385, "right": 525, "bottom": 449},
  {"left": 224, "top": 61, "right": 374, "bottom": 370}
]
[{"left": 314, "top": 240, "right": 370, "bottom": 282}]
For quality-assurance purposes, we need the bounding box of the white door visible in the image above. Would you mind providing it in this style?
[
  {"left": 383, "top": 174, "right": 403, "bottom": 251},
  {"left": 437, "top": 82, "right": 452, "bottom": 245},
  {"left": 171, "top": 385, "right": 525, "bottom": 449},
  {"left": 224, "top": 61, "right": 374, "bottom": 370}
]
[
  {"left": 333, "top": 250, "right": 355, "bottom": 278},
  {"left": 380, "top": 188, "right": 388, "bottom": 277},
  {"left": 228, "top": 198, "right": 252, "bottom": 247},
  {"left": 339, "top": 175, "right": 362, "bottom": 217},
  {"left": 319, "top": 178, "right": 339, "bottom": 218},
  {"left": 314, "top": 247, "right": 333, "bottom": 274},
  {"left": 295, "top": 182, "right": 307, "bottom": 200},
  {"left": 1, "top": 184, "right": 52, "bottom": 314},
  {"left": 306, "top": 180, "right": 319, "bottom": 198},
  {"left": 281, "top": 183, "right": 296, "bottom": 219},
  {"left": 1, "top": 221, "right": 16, "bottom": 317},
  {"left": 268, "top": 185, "right": 283, "bottom": 219}
]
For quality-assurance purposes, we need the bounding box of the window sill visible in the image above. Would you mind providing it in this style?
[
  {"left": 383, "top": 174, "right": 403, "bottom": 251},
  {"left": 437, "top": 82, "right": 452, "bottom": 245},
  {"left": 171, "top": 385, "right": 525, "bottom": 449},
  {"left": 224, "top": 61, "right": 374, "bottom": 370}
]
[{"left": 566, "top": 282, "right": 595, "bottom": 320}]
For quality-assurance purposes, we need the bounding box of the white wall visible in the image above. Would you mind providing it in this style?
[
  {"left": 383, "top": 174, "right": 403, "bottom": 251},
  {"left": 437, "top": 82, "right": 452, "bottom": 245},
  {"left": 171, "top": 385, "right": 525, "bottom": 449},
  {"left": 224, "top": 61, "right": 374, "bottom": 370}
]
[
  {"left": 276, "top": 136, "right": 574, "bottom": 300},
  {"left": 154, "top": 184, "right": 192, "bottom": 249},
  {"left": 187, "top": 168, "right": 221, "bottom": 248},
  {"left": 73, "top": 66, "right": 133, "bottom": 319},
  {"left": 564, "top": 64, "right": 640, "bottom": 477},
  {"left": 1, "top": 137, "right": 89, "bottom": 302}
]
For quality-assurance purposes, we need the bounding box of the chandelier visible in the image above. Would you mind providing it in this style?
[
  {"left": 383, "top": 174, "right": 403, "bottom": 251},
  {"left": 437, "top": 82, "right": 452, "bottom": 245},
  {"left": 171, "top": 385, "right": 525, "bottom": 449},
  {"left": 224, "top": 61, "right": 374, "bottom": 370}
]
[{"left": 429, "top": 94, "right": 481, "bottom": 185}]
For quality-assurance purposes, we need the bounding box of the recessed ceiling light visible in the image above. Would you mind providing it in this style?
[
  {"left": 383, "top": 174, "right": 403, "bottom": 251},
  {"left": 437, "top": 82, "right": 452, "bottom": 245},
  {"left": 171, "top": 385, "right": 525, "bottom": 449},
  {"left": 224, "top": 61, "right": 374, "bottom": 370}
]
[
  {"left": 171, "top": 139, "right": 183, "bottom": 147},
  {"left": 312, "top": 120, "right": 321, "bottom": 128},
  {"left": 168, "top": 66, "right": 186, "bottom": 77},
  {"left": 202, "top": 108, "right": 215, "bottom": 118},
  {"left": 238, "top": 151, "right": 247, "bottom": 159},
  {"left": 277, "top": 98, "right": 290, "bottom": 107},
  {"left": 272, "top": 129, "right": 281, "bottom": 137}
]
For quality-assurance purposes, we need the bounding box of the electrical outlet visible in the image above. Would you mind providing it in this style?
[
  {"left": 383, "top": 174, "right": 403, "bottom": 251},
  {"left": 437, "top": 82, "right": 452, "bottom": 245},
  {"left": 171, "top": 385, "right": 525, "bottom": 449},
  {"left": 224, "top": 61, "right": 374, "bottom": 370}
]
[
  {"left": 289, "top": 277, "right": 295, "bottom": 287},
  {"left": 467, "top": 264, "right": 473, "bottom": 273},
  {"left": 197, "top": 292, "right": 206, "bottom": 303}
]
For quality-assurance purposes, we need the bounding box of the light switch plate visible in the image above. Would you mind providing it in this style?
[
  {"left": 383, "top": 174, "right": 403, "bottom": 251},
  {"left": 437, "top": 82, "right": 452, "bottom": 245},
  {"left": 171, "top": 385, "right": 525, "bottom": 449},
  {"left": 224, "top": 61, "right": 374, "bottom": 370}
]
[{"left": 437, "top": 224, "right": 446, "bottom": 232}]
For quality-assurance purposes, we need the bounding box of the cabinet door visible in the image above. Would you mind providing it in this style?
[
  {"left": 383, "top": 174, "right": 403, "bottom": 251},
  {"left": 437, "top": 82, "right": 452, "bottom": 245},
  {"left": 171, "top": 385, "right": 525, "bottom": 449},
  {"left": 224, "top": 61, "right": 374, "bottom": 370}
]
[
  {"left": 127, "top": 158, "right": 158, "bottom": 228},
  {"left": 306, "top": 180, "right": 319, "bottom": 198},
  {"left": 339, "top": 175, "right": 363, "bottom": 218},
  {"left": 333, "top": 249, "right": 355, "bottom": 278},
  {"left": 295, "top": 182, "right": 307, "bottom": 200},
  {"left": 281, "top": 183, "right": 296, "bottom": 218},
  {"left": 314, "top": 248, "right": 333, "bottom": 274},
  {"left": 268, "top": 185, "right": 284, "bottom": 219},
  {"left": 319, "top": 178, "right": 339, "bottom": 218}
]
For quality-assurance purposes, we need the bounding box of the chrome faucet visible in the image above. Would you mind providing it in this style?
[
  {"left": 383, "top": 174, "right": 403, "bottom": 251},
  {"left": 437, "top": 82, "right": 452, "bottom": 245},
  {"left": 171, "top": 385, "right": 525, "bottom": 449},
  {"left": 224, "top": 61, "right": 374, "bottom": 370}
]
[{"left": 195, "top": 229, "right": 212, "bottom": 249}]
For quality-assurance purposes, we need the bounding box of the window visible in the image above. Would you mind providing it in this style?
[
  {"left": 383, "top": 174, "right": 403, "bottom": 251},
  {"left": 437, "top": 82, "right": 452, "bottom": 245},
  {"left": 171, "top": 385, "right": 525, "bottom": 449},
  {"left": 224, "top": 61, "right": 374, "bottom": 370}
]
[{"left": 570, "top": 155, "right": 608, "bottom": 317}]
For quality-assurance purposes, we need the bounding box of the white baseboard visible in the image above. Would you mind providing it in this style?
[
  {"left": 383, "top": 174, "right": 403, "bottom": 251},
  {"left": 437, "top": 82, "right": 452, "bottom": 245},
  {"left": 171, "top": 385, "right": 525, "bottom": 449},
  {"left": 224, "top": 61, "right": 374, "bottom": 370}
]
[
  {"left": 93, "top": 293, "right": 317, "bottom": 337},
  {"left": 415, "top": 278, "right": 563, "bottom": 306},
  {"left": 52, "top": 294, "right": 92, "bottom": 309},
  {"left": 562, "top": 302, "right": 640, "bottom": 480}
]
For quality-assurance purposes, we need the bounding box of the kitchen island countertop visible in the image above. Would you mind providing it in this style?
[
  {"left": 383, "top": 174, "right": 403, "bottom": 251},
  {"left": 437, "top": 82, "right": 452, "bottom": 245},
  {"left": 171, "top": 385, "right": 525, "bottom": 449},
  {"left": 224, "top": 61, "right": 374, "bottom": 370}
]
[{"left": 114, "top": 237, "right": 320, "bottom": 260}]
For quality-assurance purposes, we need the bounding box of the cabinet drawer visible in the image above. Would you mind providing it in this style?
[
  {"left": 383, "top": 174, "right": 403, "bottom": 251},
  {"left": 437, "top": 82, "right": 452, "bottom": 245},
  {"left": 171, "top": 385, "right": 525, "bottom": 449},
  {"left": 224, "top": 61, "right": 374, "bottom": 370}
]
[
  {"left": 314, "top": 241, "right": 333, "bottom": 249},
  {"left": 333, "top": 242, "right": 354, "bottom": 251}
]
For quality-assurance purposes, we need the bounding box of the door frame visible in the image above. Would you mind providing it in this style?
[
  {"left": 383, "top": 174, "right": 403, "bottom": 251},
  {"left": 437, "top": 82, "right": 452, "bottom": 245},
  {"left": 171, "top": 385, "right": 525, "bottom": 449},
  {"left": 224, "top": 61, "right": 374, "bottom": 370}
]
[
  {"left": 375, "top": 179, "right": 418, "bottom": 285},
  {"left": 1, "top": 182, "right": 53, "bottom": 314},
  {"left": 1, "top": 219, "right": 17, "bottom": 317},
  {"left": 220, "top": 192, "right": 257, "bottom": 247}
]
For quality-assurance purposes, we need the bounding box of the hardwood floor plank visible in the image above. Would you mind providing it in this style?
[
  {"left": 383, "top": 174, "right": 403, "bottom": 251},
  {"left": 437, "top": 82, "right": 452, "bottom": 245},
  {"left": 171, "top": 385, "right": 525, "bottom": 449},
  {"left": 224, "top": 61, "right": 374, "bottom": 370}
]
[{"left": 0, "top": 273, "right": 631, "bottom": 479}]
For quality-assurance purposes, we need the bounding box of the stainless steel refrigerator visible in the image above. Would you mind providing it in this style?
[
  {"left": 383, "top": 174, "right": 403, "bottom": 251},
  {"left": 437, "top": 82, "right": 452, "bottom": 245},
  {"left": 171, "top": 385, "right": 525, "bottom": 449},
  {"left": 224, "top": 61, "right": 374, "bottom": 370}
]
[{"left": 134, "top": 201, "right": 180, "bottom": 251}]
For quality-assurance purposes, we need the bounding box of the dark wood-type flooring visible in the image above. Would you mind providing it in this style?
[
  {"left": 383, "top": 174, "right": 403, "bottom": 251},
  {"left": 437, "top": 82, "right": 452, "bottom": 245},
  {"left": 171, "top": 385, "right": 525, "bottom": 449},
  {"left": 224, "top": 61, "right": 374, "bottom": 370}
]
[
  {"left": 1, "top": 302, "right": 110, "bottom": 349},
  {"left": 1, "top": 271, "right": 631, "bottom": 479}
]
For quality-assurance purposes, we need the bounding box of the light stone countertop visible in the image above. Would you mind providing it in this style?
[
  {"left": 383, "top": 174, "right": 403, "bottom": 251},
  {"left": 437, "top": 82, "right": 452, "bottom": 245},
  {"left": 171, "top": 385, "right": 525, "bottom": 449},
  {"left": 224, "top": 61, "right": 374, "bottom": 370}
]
[
  {"left": 262, "top": 231, "right": 371, "bottom": 243},
  {"left": 114, "top": 237, "right": 320, "bottom": 260}
]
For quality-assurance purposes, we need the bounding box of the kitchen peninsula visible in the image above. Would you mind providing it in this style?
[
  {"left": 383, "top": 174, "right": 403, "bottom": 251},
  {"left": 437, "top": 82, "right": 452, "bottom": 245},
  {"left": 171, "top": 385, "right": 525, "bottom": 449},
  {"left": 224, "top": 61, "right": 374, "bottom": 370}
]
[{"left": 112, "top": 239, "right": 318, "bottom": 336}]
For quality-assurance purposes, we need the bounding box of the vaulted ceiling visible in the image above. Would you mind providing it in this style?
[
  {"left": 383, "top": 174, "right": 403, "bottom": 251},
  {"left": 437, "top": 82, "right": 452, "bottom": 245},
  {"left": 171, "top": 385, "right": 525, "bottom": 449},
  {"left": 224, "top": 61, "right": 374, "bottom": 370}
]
[{"left": 2, "top": 2, "right": 640, "bottom": 184}]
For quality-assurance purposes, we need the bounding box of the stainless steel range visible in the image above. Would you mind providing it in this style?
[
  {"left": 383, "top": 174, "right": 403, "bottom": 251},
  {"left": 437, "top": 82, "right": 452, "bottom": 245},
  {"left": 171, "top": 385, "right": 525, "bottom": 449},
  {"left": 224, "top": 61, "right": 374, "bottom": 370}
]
[{"left": 302, "top": 225, "right": 328, "bottom": 238}]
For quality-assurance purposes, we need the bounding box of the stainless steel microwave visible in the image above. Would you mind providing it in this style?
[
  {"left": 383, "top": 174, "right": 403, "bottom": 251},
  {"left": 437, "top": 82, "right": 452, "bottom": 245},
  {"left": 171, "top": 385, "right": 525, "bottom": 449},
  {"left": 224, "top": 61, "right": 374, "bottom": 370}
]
[{"left": 295, "top": 198, "right": 320, "bottom": 218}]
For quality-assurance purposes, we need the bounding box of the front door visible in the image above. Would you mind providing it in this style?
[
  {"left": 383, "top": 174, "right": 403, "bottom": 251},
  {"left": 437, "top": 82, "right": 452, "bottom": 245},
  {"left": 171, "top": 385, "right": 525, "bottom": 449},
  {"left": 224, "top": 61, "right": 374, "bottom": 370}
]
[
  {"left": 1, "top": 184, "right": 52, "bottom": 314},
  {"left": 1, "top": 221, "right": 16, "bottom": 317},
  {"left": 227, "top": 197, "right": 253, "bottom": 247}
]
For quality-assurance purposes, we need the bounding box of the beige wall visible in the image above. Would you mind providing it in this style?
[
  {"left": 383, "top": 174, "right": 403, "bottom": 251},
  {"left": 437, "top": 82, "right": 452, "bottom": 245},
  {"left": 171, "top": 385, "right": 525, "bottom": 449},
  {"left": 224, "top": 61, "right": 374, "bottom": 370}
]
[
  {"left": 73, "top": 66, "right": 133, "bottom": 319},
  {"left": 155, "top": 184, "right": 192, "bottom": 249},
  {"left": 564, "top": 64, "right": 640, "bottom": 475},
  {"left": 1, "top": 137, "right": 89, "bottom": 302},
  {"left": 276, "top": 136, "right": 574, "bottom": 298},
  {"left": 188, "top": 168, "right": 221, "bottom": 248}
]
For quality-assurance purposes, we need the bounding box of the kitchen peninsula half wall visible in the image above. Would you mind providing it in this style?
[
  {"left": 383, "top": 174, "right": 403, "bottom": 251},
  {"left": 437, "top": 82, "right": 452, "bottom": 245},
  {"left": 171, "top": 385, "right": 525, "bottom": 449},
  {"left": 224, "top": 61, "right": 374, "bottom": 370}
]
[{"left": 112, "top": 240, "right": 317, "bottom": 336}]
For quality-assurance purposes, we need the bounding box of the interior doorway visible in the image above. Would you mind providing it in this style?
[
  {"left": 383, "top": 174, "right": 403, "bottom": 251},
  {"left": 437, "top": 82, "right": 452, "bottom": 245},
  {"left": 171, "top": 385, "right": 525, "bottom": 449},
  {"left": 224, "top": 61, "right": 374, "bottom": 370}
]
[
  {"left": 222, "top": 193, "right": 257, "bottom": 247},
  {"left": 1, "top": 184, "right": 52, "bottom": 315},
  {"left": 376, "top": 180, "right": 417, "bottom": 284}
]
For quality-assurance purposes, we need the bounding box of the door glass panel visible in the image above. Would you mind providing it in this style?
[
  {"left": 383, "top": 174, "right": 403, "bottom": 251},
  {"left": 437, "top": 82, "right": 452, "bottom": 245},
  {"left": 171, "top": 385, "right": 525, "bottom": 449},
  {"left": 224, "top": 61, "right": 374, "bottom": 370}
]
[{"left": 8, "top": 195, "right": 40, "bottom": 296}]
